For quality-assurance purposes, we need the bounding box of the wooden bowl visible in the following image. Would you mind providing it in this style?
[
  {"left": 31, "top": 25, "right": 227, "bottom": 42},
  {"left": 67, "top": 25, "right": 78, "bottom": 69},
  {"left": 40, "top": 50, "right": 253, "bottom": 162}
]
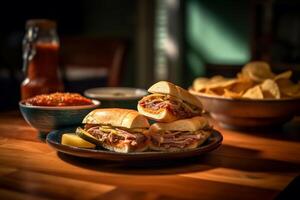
[{"left": 189, "top": 89, "right": 300, "bottom": 129}]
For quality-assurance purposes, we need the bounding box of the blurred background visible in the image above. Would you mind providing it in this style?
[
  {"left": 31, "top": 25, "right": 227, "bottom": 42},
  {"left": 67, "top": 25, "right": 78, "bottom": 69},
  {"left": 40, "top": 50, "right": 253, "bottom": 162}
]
[{"left": 1, "top": 0, "right": 300, "bottom": 110}]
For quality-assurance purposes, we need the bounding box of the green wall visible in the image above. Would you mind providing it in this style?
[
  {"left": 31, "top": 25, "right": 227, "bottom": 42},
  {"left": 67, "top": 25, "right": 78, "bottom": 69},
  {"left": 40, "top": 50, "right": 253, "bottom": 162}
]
[{"left": 185, "top": 0, "right": 251, "bottom": 85}]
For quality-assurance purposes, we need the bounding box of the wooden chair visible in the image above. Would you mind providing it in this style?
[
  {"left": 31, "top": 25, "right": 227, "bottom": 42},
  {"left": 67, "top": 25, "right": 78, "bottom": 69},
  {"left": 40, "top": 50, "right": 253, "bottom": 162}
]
[{"left": 59, "top": 37, "right": 126, "bottom": 91}]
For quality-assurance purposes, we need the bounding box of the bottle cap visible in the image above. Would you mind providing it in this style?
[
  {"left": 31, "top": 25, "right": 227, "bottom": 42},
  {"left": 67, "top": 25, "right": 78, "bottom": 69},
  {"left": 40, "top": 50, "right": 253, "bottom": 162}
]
[{"left": 26, "top": 19, "right": 56, "bottom": 30}]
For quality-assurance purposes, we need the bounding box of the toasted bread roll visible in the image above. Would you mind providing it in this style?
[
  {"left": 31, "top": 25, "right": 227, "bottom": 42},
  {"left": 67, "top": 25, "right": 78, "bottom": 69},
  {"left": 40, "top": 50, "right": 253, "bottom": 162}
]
[
  {"left": 138, "top": 81, "right": 203, "bottom": 122},
  {"left": 83, "top": 108, "right": 150, "bottom": 128},
  {"left": 148, "top": 116, "right": 212, "bottom": 152},
  {"left": 150, "top": 116, "right": 209, "bottom": 132},
  {"left": 137, "top": 104, "right": 178, "bottom": 122},
  {"left": 82, "top": 108, "right": 150, "bottom": 153},
  {"left": 148, "top": 81, "right": 202, "bottom": 109}
]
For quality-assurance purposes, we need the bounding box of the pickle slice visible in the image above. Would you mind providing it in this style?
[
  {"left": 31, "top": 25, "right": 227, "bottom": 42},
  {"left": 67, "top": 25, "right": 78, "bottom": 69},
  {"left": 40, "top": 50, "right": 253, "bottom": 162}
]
[
  {"left": 61, "top": 133, "right": 96, "bottom": 149},
  {"left": 75, "top": 127, "right": 102, "bottom": 146}
]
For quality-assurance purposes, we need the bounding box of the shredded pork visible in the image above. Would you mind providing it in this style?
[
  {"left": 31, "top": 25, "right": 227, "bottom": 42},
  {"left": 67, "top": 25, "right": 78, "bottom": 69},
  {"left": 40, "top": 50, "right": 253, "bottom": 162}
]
[
  {"left": 139, "top": 94, "right": 201, "bottom": 118},
  {"left": 84, "top": 125, "right": 147, "bottom": 147}
]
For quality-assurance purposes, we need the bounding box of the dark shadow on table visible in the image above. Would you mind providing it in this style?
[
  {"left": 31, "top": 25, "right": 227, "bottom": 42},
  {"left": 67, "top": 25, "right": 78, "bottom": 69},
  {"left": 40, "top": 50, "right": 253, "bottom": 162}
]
[
  {"left": 205, "top": 144, "right": 300, "bottom": 173},
  {"left": 58, "top": 152, "right": 215, "bottom": 175},
  {"left": 220, "top": 118, "right": 300, "bottom": 142},
  {"left": 57, "top": 144, "right": 300, "bottom": 175},
  {"left": 260, "top": 120, "right": 300, "bottom": 142}
]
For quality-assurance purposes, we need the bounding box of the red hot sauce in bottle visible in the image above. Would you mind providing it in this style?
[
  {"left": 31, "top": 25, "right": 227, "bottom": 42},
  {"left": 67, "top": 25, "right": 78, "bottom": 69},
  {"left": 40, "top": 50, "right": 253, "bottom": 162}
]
[{"left": 21, "top": 19, "right": 64, "bottom": 100}]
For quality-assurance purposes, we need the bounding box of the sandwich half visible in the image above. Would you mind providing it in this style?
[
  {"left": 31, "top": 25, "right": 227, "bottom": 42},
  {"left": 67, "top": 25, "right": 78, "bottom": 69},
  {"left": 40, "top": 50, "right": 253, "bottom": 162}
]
[
  {"left": 138, "top": 81, "right": 203, "bottom": 122},
  {"left": 148, "top": 116, "right": 213, "bottom": 152},
  {"left": 78, "top": 108, "right": 150, "bottom": 153}
]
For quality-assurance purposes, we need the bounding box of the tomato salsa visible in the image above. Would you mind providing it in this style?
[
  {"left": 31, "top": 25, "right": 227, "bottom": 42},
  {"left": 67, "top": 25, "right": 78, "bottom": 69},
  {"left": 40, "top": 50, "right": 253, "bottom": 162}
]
[{"left": 24, "top": 92, "right": 94, "bottom": 106}]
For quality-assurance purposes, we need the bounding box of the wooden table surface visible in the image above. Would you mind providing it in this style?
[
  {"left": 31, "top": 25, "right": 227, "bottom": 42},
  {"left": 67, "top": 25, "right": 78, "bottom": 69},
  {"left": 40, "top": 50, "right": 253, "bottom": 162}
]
[{"left": 0, "top": 111, "right": 299, "bottom": 200}]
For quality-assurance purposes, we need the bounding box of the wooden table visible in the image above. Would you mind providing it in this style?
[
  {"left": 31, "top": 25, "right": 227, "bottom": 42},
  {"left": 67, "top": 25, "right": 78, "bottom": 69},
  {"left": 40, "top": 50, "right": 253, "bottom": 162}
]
[{"left": 0, "top": 111, "right": 299, "bottom": 200}]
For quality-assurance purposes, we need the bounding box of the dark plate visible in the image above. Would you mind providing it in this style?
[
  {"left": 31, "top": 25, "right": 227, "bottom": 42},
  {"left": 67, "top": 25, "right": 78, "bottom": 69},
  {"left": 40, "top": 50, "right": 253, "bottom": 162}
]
[{"left": 46, "top": 127, "right": 223, "bottom": 161}]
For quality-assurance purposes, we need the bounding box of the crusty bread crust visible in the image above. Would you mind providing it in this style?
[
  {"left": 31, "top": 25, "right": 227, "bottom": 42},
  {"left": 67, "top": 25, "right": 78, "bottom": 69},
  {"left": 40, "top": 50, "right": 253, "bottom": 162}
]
[
  {"left": 82, "top": 108, "right": 150, "bottom": 128},
  {"left": 137, "top": 104, "right": 178, "bottom": 122},
  {"left": 150, "top": 116, "right": 210, "bottom": 132},
  {"left": 148, "top": 81, "right": 202, "bottom": 109}
]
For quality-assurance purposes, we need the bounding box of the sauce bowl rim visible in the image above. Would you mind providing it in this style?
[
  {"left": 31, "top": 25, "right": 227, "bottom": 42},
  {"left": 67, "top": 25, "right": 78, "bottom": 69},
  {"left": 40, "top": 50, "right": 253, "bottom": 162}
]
[{"left": 19, "top": 99, "right": 100, "bottom": 110}]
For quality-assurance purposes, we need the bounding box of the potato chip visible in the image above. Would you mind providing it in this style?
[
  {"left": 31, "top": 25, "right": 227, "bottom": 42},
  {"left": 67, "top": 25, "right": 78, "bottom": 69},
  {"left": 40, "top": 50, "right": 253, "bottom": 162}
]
[
  {"left": 277, "top": 78, "right": 293, "bottom": 87},
  {"left": 205, "top": 87, "right": 224, "bottom": 96},
  {"left": 229, "top": 80, "right": 254, "bottom": 94},
  {"left": 223, "top": 89, "right": 243, "bottom": 98},
  {"left": 277, "top": 79, "right": 300, "bottom": 97},
  {"left": 193, "top": 77, "right": 210, "bottom": 92},
  {"left": 210, "top": 75, "right": 225, "bottom": 82},
  {"left": 237, "top": 72, "right": 252, "bottom": 82},
  {"left": 285, "top": 86, "right": 300, "bottom": 97},
  {"left": 260, "top": 79, "right": 280, "bottom": 99},
  {"left": 241, "top": 61, "right": 274, "bottom": 82},
  {"left": 242, "top": 85, "right": 264, "bottom": 99},
  {"left": 274, "top": 70, "right": 292, "bottom": 81},
  {"left": 193, "top": 76, "right": 236, "bottom": 92},
  {"left": 192, "top": 61, "right": 298, "bottom": 99},
  {"left": 193, "top": 76, "right": 228, "bottom": 92},
  {"left": 206, "top": 79, "right": 237, "bottom": 90}
]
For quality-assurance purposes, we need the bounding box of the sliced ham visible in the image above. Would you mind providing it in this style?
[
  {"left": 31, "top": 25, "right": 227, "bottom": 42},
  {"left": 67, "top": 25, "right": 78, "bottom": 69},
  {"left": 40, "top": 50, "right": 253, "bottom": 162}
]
[{"left": 151, "top": 130, "right": 210, "bottom": 149}]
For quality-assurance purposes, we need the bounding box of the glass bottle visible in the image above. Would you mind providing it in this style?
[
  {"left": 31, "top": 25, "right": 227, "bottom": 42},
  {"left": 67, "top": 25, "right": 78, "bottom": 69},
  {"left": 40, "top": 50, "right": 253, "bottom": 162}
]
[{"left": 21, "top": 19, "right": 64, "bottom": 100}]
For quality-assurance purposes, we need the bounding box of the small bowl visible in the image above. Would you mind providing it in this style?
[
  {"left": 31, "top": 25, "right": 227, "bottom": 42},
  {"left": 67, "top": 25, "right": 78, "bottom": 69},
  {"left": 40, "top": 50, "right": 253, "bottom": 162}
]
[
  {"left": 84, "top": 87, "right": 148, "bottom": 109},
  {"left": 19, "top": 100, "right": 100, "bottom": 136},
  {"left": 189, "top": 89, "right": 300, "bottom": 129}
]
